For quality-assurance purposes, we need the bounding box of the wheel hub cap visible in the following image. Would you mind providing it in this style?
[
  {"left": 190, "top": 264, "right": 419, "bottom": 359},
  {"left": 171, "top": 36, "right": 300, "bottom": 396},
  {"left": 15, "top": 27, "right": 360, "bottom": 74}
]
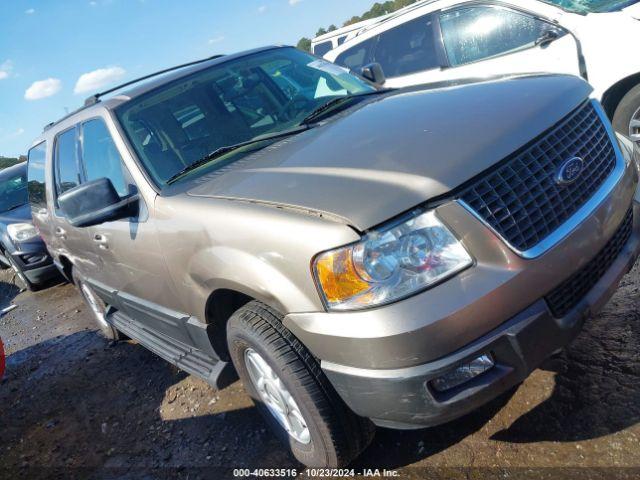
[{"left": 244, "top": 348, "right": 311, "bottom": 444}]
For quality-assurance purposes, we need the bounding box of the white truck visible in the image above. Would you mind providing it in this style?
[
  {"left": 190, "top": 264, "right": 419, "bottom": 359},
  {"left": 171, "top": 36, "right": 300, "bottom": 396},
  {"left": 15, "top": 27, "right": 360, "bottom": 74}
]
[{"left": 321, "top": 0, "right": 640, "bottom": 140}]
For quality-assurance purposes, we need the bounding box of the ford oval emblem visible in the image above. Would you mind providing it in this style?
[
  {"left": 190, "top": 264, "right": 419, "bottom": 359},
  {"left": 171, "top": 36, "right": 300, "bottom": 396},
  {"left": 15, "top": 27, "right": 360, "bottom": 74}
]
[{"left": 556, "top": 157, "right": 584, "bottom": 185}]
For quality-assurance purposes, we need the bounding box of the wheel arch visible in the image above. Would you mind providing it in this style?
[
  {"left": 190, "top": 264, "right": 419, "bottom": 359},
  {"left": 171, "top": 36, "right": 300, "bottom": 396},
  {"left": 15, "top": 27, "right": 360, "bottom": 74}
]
[
  {"left": 601, "top": 72, "right": 640, "bottom": 120},
  {"left": 204, "top": 287, "right": 255, "bottom": 361}
]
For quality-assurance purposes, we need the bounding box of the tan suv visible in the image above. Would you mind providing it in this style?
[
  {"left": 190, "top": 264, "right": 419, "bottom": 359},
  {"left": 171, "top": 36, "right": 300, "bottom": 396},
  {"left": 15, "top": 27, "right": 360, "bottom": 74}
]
[{"left": 28, "top": 46, "right": 640, "bottom": 467}]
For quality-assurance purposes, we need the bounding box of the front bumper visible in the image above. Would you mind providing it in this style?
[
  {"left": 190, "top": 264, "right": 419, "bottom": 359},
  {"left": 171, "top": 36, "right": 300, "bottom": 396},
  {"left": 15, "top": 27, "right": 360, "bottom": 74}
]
[
  {"left": 284, "top": 135, "right": 640, "bottom": 428},
  {"left": 6, "top": 238, "right": 58, "bottom": 285},
  {"left": 321, "top": 213, "right": 639, "bottom": 428}
]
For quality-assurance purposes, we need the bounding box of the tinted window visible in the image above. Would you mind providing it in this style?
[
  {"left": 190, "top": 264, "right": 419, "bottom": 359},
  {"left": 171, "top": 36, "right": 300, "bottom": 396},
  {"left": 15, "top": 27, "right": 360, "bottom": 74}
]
[
  {"left": 334, "top": 37, "right": 376, "bottom": 72},
  {"left": 27, "top": 142, "right": 47, "bottom": 212},
  {"left": 440, "top": 6, "right": 551, "bottom": 67},
  {"left": 0, "top": 166, "right": 27, "bottom": 213},
  {"left": 54, "top": 128, "right": 80, "bottom": 196},
  {"left": 373, "top": 14, "right": 439, "bottom": 77},
  {"left": 313, "top": 41, "right": 333, "bottom": 57},
  {"left": 81, "top": 119, "right": 128, "bottom": 196},
  {"left": 337, "top": 35, "right": 347, "bottom": 46}
]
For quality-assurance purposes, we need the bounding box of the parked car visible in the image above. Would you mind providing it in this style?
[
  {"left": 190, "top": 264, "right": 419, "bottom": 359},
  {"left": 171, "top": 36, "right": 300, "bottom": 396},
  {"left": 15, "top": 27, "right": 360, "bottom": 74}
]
[
  {"left": 28, "top": 46, "right": 640, "bottom": 467},
  {"left": 323, "top": 0, "right": 640, "bottom": 140},
  {"left": 0, "top": 162, "right": 58, "bottom": 290}
]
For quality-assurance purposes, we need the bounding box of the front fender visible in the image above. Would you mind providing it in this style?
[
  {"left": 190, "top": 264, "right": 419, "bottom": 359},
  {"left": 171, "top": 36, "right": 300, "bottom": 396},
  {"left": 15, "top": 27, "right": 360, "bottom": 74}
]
[{"left": 189, "top": 246, "right": 320, "bottom": 318}]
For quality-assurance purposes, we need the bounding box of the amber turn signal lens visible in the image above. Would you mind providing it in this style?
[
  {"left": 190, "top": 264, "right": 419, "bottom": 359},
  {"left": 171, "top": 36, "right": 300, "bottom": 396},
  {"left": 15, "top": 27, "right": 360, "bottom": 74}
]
[{"left": 315, "top": 248, "right": 369, "bottom": 304}]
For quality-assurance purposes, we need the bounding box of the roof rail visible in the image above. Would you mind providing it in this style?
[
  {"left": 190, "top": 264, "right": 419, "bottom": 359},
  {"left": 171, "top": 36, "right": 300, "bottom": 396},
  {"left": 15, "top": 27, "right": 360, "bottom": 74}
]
[
  {"left": 83, "top": 53, "right": 225, "bottom": 107},
  {"left": 354, "top": 0, "right": 437, "bottom": 37},
  {"left": 43, "top": 53, "right": 225, "bottom": 132}
]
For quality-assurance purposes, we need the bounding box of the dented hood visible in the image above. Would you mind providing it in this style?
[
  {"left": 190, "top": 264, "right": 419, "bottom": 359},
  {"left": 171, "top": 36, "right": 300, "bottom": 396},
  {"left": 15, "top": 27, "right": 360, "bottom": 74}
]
[{"left": 188, "top": 75, "right": 592, "bottom": 230}]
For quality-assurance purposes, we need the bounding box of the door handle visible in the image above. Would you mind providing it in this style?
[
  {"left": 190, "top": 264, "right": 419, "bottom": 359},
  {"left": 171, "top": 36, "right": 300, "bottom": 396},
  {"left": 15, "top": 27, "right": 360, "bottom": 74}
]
[
  {"left": 55, "top": 227, "right": 66, "bottom": 239},
  {"left": 93, "top": 234, "right": 109, "bottom": 250}
]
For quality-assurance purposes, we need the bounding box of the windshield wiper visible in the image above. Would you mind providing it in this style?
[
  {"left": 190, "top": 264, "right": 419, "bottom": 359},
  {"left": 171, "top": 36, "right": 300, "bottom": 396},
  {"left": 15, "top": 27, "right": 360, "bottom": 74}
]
[
  {"left": 4, "top": 204, "right": 24, "bottom": 212},
  {"left": 300, "top": 90, "right": 391, "bottom": 126},
  {"left": 300, "top": 96, "right": 356, "bottom": 125},
  {"left": 166, "top": 125, "right": 309, "bottom": 185}
]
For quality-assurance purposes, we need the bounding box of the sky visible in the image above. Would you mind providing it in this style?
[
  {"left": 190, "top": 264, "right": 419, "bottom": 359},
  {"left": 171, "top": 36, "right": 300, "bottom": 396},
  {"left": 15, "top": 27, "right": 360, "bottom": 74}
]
[{"left": 0, "top": 0, "right": 374, "bottom": 157}]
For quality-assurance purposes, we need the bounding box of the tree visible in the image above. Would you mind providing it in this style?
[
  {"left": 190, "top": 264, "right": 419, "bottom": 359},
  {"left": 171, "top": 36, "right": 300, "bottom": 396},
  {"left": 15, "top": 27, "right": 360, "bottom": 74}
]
[
  {"left": 0, "top": 157, "right": 22, "bottom": 170},
  {"left": 296, "top": 37, "right": 312, "bottom": 52},
  {"left": 300, "top": 0, "right": 419, "bottom": 46}
]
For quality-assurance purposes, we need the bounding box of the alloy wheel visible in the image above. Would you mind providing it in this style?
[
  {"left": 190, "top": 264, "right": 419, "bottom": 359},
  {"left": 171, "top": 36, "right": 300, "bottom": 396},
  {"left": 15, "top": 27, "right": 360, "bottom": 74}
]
[{"left": 244, "top": 347, "right": 311, "bottom": 445}]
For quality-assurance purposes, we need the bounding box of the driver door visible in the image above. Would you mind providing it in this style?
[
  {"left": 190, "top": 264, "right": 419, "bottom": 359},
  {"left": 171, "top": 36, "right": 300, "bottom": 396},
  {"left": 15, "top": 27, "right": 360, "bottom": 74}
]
[{"left": 78, "top": 117, "right": 191, "bottom": 345}]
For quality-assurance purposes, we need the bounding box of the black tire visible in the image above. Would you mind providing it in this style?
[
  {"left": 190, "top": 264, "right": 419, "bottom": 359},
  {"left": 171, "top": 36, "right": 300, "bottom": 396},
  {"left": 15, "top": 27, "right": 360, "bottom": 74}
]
[
  {"left": 612, "top": 83, "right": 640, "bottom": 140},
  {"left": 7, "top": 254, "right": 35, "bottom": 291},
  {"left": 72, "top": 270, "right": 120, "bottom": 341},
  {"left": 227, "top": 301, "right": 374, "bottom": 468}
]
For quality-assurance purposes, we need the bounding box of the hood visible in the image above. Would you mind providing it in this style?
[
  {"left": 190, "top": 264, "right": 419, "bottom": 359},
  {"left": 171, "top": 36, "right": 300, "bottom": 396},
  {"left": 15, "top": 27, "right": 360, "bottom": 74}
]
[
  {"left": 0, "top": 203, "right": 31, "bottom": 225},
  {"left": 188, "top": 75, "right": 592, "bottom": 231}
]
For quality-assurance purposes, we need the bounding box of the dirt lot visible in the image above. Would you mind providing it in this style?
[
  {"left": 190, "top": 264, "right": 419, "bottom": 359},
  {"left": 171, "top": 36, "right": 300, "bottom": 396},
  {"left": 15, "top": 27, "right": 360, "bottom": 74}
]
[{"left": 1, "top": 263, "right": 639, "bottom": 480}]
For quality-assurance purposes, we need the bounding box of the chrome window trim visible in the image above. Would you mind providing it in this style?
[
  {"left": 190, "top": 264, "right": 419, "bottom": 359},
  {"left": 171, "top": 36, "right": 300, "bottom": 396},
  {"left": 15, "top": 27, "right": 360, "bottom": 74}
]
[{"left": 458, "top": 100, "right": 627, "bottom": 260}]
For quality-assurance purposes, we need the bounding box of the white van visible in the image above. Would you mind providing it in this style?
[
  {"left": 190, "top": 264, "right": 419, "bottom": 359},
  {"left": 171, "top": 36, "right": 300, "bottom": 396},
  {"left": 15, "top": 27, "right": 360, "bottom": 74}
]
[{"left": 322, "top": 0, "right": 640, "bottom": 140}]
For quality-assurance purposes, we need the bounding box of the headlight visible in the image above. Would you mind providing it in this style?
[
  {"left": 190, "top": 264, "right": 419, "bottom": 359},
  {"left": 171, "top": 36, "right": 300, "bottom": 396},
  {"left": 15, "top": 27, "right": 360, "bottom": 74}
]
[
  {"left": 313, "top": 210, "right": 473, "bottom": 311},
  {"left": 7, "top": 223, "right": 38, "bottom": 243}
]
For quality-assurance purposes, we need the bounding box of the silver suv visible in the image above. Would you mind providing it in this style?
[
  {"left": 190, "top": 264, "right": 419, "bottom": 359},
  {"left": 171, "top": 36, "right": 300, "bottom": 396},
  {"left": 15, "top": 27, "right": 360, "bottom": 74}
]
[{"left": 28, "top": 46, "right": 640, "bottom": 467}]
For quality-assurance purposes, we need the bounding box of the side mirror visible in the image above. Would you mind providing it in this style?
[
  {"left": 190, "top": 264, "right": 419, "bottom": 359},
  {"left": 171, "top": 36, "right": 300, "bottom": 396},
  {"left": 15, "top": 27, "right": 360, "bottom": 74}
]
[
  {"left": 58, "top": 178, "right": 138, "bottom": 228},
  {"left": 360, "top": 63, "right": 386, "bottom": 85}
]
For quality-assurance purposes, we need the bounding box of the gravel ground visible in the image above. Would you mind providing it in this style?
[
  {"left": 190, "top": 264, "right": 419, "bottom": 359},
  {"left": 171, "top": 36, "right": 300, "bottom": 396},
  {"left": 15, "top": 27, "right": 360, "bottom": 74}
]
[{"left": 0, "top": 263, "right": 639, "bottom": 480}]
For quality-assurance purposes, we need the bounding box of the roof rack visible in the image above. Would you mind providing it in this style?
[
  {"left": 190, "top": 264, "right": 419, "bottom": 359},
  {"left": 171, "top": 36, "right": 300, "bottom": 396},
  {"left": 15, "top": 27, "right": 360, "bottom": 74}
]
[
  {"left": 43, "top": 53, "right": 226, "bottom": 132},
  {"left": 84, "top": 53, "right": 225, "bottom": 106}
]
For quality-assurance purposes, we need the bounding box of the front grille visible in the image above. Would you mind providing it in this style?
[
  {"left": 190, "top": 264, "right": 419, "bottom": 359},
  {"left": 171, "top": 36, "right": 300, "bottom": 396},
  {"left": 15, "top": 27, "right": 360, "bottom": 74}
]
[
  {"left": 461, "top": 102, "right": 617, "bottom": 252},
  {"left": 545, "top": 208, "right": 633, "bottom": 318}
]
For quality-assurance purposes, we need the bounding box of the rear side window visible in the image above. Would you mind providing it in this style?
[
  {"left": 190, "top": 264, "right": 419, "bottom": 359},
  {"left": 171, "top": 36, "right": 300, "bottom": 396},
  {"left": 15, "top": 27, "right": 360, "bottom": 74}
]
[
  {"left": 27, "top": 142, "right": 47, "bottom": 213},
  {"left": 440, "top": 6, "right": 552, "bottom": 67},
  {"left": 80, "top": 119, "right": 128, "bottom": 196},
  {"left": 313, "top": 41, "right": 333, "bottom": 57},
  {"left": 54, "top": 128, "right": 81, "bottom": 196},
  {"left": 334, "top": 36, "right": 376, "bottom": 72},
  {"left": 373, "top": 14, "right": 439, "bottom": 77}
]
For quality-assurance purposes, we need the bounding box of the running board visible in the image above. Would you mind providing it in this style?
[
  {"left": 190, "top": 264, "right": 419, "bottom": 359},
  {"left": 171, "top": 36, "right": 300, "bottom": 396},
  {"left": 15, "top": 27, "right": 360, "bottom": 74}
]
[{"left": 107, "top": 308, "right": 236, "bottom": 390}]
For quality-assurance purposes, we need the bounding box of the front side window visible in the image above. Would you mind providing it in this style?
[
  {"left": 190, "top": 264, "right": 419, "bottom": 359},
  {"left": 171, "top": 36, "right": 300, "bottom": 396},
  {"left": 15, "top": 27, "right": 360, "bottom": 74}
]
[
  {"left": 116, "top": 47, "right": 375, "bottom": 186},
  {"left": 334, "top": 37, "right": 377, "bottom": 72},
  {"left": 440, "top": 6, "right": 553, "bottom": 67},
  {"left": 0, "top": 166, "right": 27, "bottom": 213},
  {"left": 54, "top": 127, "right": 80, "bottom": 196},
  {"left": 27, "top": 142, "right": 47, "bottom": 213},
  {"left": 372, "top": 14, "right": 440, "bottom": 77},
  {"left": 80, "top": 119, "right": 128, "bottom": 196}
]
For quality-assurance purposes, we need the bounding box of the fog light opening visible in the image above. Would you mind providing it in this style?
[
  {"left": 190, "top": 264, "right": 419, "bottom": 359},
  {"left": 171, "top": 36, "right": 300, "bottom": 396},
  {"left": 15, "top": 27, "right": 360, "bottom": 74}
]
[{"left": 430, "top": 354, "right": 495, "bottom": 393}]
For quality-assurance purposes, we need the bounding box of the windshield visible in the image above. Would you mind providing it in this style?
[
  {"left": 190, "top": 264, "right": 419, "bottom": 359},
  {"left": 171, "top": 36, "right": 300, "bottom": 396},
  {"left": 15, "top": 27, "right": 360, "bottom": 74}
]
[
  {"left": 116, "top": 47, "right": 376, "bottom": 187},
  {"left": 0, "top": 168, "right": 27, "bottom": 212},
  {"left": 541, "top": 0, "right": 639, "bottom": 13}
]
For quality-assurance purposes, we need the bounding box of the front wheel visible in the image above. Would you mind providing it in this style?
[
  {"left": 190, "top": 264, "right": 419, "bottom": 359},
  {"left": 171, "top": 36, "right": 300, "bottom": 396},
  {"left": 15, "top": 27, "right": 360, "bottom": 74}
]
[
  {"left": 227, "top": 301, "right": 374, "bottom": 468},
  {"left": 72, "top": 271, "right": 120, "bottom": 341},
  {"left": 612, "top": 83, "right": 640, "bottom": 142}
]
